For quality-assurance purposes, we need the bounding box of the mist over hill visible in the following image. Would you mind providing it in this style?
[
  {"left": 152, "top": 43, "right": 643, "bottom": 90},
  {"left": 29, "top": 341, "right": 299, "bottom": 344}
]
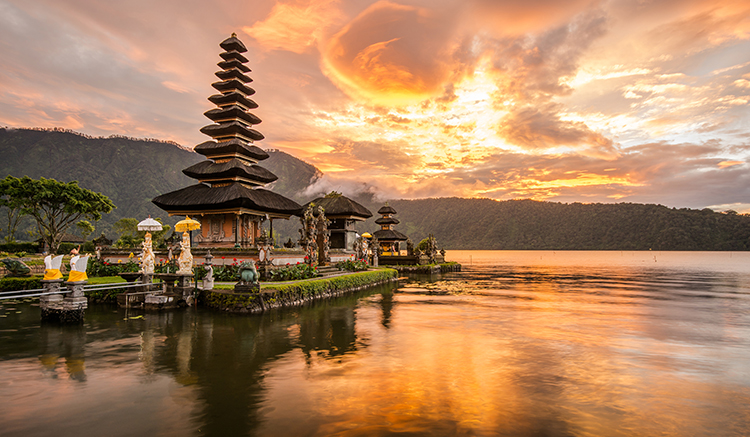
[{"left": 2, "top": 127, "right": 749, "bottom": 250}]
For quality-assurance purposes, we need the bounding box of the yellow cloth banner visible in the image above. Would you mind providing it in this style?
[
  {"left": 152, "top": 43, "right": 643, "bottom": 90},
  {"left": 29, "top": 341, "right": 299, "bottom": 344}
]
[
  {"left": 68, "top": 271, "right": 88, "bottom": 283},
  {"left": 43, "top": 269, "right": 63, "bottom": 280}
]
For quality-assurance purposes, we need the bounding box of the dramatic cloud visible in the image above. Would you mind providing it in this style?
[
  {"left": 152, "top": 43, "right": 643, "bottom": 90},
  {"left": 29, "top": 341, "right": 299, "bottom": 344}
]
[{"left": 1, "top": 0, "right": 749, "bottom": 211}]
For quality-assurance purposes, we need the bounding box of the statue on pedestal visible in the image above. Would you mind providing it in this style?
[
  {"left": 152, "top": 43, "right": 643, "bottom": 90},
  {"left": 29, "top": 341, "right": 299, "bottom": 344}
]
[
  {"left": 177, "top": 232, "right": 193, "bottom": 274},
  {"left": 141, "top": 233, "right": 156, "bottom": 274}
]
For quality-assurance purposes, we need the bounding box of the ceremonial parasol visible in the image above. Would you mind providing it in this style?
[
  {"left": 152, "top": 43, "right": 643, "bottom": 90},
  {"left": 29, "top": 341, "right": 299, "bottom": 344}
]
[
  {"left": 175, "top": 216, "right": 201, "bottom": 233},
  {"left": 137, "top": 216, "right": 163, "bottom": 232}
]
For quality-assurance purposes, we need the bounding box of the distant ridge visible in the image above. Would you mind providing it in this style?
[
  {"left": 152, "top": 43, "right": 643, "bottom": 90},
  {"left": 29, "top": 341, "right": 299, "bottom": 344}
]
[
  {"left": 0, "top": 127, "right": 320, "bottom": 238},
  {"left": 1, "top": 126, "right": 192, "bottom": 151},
  {"left": 2, "top": 127, "right": 749, "bottom": 250}
]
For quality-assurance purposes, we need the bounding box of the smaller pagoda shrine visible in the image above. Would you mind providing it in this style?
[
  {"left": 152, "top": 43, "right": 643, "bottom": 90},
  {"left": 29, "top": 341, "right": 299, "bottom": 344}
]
[
  {"left": 373, "top": 203, "right": 408, "bottom": 255},
  {"left": 304, "top": 193, "right": 372, "bottom": 251},
  {"left": 153, "top": 34, "right": 301, "bottom": 248}
]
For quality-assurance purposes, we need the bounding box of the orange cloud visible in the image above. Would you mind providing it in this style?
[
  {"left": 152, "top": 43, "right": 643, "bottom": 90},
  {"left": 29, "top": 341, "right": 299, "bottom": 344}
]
[
  {"left": 244, "top": 0, "right": 345, "bottom": 54},
  {"left": 322, "top": 1, "right": 459, "bottom": 105}
]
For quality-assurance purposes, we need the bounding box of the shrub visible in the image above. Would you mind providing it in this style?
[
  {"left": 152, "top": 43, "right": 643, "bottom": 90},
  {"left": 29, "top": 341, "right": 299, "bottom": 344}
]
[
  {"left": 0, "top": 276, "right": 42, "bottom": 292},
  {"left": 0, "top": 242, "right": 40, "bottom": 254},
  {"left": 269, "top": 263, "right": 317, "bottom": 281},
  {"left": 336, "top": 259, "right": 368, "bottom": 272},
  {"left": 87, "top": 258, "right": 122, "bottom": 277},
  {"left": 14, "top": 251, "right": 27, "bottom": 258}
]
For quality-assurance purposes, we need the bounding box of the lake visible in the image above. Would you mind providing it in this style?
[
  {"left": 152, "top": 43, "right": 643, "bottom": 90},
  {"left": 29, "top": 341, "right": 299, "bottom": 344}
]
[{"left": 1, "top": 251, "right": 749, "bottom": 436}]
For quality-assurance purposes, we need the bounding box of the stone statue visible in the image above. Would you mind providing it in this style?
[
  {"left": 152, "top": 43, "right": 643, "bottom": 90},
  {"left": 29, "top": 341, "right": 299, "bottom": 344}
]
[
  {"left": 203, "top": 264, "right": 214, "bottom": 288},
  {"left": 237, "top": 260, "right": 259, "bottom": 285},
  {"left": 1, "top": 258, "right": 31, "bottom": 277},
  {"left": 68, "top": 255, "right": 90, "bottom": 283},
  {"left": 43, "top": 255, "right": 64, "bottom": 280},
  {"left": 141, "top": 233, "right": 156, "bottom": 274},
  {"left": 177, "top": 232, "right": 193, "bottom": 274}
]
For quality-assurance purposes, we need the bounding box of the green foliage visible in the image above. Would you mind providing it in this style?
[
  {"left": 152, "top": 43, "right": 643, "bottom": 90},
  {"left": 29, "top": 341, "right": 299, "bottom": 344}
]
[
  {"left": 203, "top": 269, "right": 397, "bottom": 310},
  {"left": 270, "top": 262, "right": 318, "bottom": 281},
  {"left": 336, "top": 259, "right": 368, "bottom": 272},
  {"left": 324, "top": 191, "right": 342, "bottom": 198},
  {"left": 0, "top": 175, "right": 28, "bottom": 243},
  {"left": 113, "top": 218, "right": 140, "bottom": 248},
  {"left": 86, "top": 258, "right": 123, "bottom": 277},
  {"left": 270, "top": 269, "right": 396, "bottom": 297},
  {"left": 14, "top": 251, "right": 27, "bottom": 258},
  {"left": 56, "top": 242, "right": 79, "bottom": 255},
  {"left": 386, "top": 198, "right": 750, "bottom": 251},
  {"left": 0, "top": 242, "right": 39, "bottom": 253},
  {"left": 85, "top": 257, "right": 139, "bottom": 276},
  {"left": 0, "top": 175, "right": 115, "bottom": 253},
  {"left": 0, "top": 276, "right": 41, "bottom": 292},
  {"left": 76, "top": 220, "right": 95, "bottom": 241}
]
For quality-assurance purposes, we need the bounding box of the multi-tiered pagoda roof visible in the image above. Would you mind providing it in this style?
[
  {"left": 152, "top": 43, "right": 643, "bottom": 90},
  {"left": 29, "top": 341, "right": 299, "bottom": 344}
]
[
  {"left": 373, "top": 204, "right": 408, "bottom": 242},
  {"left": 153, "top": 34, "right": 301, "bottom": 218}
]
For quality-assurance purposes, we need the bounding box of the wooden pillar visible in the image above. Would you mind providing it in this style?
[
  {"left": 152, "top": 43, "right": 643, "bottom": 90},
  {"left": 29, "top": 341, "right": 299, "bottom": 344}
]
[{"left": 234, "top": 214, "right": 240, "bottom": 248}]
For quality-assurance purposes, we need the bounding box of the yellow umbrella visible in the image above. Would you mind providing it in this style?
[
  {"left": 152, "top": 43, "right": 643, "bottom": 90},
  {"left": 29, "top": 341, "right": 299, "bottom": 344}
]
[
  {"left": 361, "top": 232, "right": 372, "bottom": 239},
  {"left": 175, "top": 216, "right": 201, "bottom": 233}
]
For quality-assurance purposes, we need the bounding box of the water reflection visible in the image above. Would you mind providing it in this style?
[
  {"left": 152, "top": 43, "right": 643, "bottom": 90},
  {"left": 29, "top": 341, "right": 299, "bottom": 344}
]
[{"left": 1, "top": 252, "right": 750, "bottom": 436}]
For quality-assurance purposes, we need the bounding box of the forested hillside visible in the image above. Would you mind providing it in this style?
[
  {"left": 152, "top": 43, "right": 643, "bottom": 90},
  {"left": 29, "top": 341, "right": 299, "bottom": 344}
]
[
  {"left": 389, "top": 198, "right": 750, "bottom": 250},
  {"left": 0, "top": 128, "right": 319, "bottom": 238},
  {"left": 2, "top": 127, "right": 749, "bottom": 250}
]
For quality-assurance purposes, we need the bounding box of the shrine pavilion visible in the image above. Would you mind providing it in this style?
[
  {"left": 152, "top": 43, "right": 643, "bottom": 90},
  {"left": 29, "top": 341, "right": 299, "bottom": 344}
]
[
  {"left": 303, "top": 194, "right": 372, "bottom": 251},
  {"left": 153, "top": 34, "right": 301, "bottom": 248},
  {"left": 373, "top": 203, "right": 408, "bottom": 255}
]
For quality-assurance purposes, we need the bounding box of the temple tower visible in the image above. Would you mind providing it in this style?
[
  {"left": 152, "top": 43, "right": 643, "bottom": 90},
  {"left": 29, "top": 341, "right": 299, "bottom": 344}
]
[
  {"left": 373, "top": 203, "right": 408, "bottom": 255},
  {"left": 153, "top": 34, "right": 301, "bottom": 248}
]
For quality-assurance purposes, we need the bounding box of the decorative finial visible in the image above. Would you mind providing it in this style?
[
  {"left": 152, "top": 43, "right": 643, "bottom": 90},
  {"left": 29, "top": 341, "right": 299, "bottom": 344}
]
[{"left": 231, "top": 32, "right": 237, "bottom": 38}]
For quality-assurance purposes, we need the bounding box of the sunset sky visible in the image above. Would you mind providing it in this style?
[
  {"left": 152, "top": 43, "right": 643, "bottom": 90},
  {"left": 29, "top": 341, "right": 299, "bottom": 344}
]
[{"left": 1, "top": 0, "right": 749, "bottom": 211}]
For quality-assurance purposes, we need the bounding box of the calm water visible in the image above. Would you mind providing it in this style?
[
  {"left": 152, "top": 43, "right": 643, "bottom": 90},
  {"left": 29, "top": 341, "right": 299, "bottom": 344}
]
[{"left": 1, "top": 251, "right": 749, "bottom": 436}]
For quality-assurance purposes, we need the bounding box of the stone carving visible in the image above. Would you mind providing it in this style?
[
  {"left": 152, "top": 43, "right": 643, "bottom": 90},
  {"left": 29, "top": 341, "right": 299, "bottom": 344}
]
[
  {"left": 68, "top": 255, "right": 90, "bottom": 283},
  {"left": 177, "top": 232, "right": 193, "bottom": 274},
  {"left": 2, "top": 258, "right": 31, "bottom": 277},
  {"left": 237, "top": 260, "right": 259, "bottom": 285},
  {"left": 299, "top": 204, "right": 325, "bottom": 266},
  {"left": 43, "top": 255, "right": 64, "bottom": 280},
  {"left": 140, "top": 233, "right": 156, "bottom": 274}
]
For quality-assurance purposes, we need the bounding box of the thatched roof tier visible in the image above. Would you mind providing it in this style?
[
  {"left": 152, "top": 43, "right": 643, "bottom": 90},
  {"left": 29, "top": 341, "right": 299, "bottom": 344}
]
[
  {"left": 208, "top": 92, "right": 258, "bottom": 110},
  {"left": 183, "top": 159, "right": 278, "bottom": 185},
  {"left": 375, "top": 216, "right": 399, "bottom": 225},
  {"left": 204, "top": 106, "right": 261, "bottom": 125},
  {"left": 218, "top": 59, "right": 250, "bottom": 72},
  {"left": 215, "top": 68, "right": 252, "bottom": 83},
  {"left": 378, "top": 205, "right": 397, "bottom": 214},
  {"left": 373, "top": 229, "right": 408, "bottom": 241},
  {"left": 220, "top": 35, "right": 248, "bottom": 53},
  {"left": 212, "top": 79, "right": 255, "bottom": 96},
  {"left": 304, "top": 196, "right": 372, "bottom": 220},
  {"left": 153, "top": 183, "right": 302, "bottom": 216},
  {"left": 200, "top": 122, "right": 264, "bottom": 142},
  {"left": 219, "top": 50, "right": 248, "bottom": 63},
  {"left": 194, "top": 139, "right": 269, "bottom": 162}
]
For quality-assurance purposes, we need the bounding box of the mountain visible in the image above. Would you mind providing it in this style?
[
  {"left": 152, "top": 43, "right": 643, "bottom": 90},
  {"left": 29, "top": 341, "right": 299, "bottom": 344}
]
[
  {"left": 0, "top": 127, "right": 319, "bottom": 239},
  {"left": 387, "top": 198, "right": 750, "bottom": 251},
  {"left": 2, "top": 127, "right": 749, "bottom": 250}
]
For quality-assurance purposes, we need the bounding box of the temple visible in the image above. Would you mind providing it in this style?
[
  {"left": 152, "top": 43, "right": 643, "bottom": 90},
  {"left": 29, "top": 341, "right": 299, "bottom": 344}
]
[
  {"left": 153, "top": 34, "right": 301, "bottom": 248},
  {"left": 373, "top": 203, "right": 408, "bottom": 255},
  {"left": 304, "top": 194, "right": 372, "bottom": 251}
]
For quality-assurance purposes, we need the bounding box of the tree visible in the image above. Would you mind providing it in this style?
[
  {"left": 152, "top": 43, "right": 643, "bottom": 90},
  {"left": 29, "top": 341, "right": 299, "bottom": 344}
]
[
  {"left": 113, "top": 217, "right": 139, "bottom": 248},
  {"left": 5, "top": 176, "right": 115, "bottom": 253},
  {"left": 0, "top": 176, "right": 27, "bottom": 243},
  {"left": 76, "top": 220, "right": 95, "bottom": 241}
]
